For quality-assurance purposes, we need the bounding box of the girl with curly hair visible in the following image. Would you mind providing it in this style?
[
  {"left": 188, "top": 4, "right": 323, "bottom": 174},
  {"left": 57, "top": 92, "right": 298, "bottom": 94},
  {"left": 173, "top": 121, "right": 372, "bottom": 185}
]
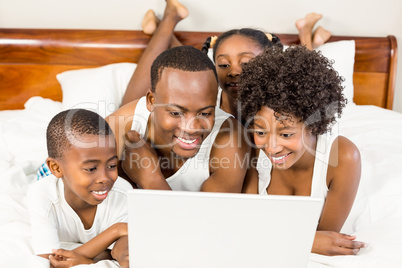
[{"left": 239, "top": 45, "right": 366, "bottom": 256}]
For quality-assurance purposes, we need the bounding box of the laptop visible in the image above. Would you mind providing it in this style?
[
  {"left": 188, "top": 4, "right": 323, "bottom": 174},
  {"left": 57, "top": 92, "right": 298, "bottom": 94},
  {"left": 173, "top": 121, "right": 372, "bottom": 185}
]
[{"left": 127, "top": 189, "right": 323, "bottom": 268}]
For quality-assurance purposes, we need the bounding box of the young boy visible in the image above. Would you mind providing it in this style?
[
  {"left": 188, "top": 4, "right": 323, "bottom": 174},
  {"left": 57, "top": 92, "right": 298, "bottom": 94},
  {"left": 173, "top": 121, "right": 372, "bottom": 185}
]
[{"left": 26, "top": 109, "right": 132, "bottom": 267}]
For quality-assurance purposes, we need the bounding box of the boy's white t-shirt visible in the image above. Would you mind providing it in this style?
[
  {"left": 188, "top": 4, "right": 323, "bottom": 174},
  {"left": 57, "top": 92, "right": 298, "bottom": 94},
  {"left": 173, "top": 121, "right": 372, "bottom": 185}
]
[{"left": 26, "top": 175, "right": 132, "bottom": 255}]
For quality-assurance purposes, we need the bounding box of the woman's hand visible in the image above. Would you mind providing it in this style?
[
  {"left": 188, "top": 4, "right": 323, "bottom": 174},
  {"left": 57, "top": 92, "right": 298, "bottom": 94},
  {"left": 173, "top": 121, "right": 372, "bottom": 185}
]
[
  {"left": 49, "top": 249, "right": 94, "bottom": 268},
  {"left": 312, "top": 230, "right": 366, "bottom": 256}
]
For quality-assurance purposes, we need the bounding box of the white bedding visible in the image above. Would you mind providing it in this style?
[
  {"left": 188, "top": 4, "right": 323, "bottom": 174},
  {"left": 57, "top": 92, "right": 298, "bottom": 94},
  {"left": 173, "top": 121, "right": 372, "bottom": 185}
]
[{"left": 0, "top": 97, "right": 401, "bottom": 267}]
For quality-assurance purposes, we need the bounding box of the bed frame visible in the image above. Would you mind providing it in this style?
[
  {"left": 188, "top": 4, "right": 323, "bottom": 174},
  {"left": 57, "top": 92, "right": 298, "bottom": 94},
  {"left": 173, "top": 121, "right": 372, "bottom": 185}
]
[{"left": 0, "top": 29, "right": 398, "bottom": 111}]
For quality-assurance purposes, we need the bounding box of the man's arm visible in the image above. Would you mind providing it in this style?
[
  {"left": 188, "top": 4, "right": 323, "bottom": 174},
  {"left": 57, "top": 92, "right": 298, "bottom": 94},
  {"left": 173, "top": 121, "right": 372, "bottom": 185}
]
[
  {"left": 201, "top": 117, "right": 250, "bottom": 193},
  {"left": 121, "top": 130, "right": 171, "bottom": 190},
  {"left": 106, "top": 100, "right": 138, "bottom": 160},
  {"left": 241, "top": 147, "right": 259, "bottom": 194}
]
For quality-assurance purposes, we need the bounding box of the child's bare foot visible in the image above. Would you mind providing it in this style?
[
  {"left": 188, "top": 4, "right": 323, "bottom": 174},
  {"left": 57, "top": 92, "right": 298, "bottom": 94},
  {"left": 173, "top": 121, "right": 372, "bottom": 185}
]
[
  {"left": 295, "top": 12, "right": 323, "bottom": 32},
  {"left": 142, "top": 10, "right": 159, "bottom": 35},
  {"left": 164, "top": 0, "right": 189, "bottom": 22},
  {"left": 313, "top": 26, "right": 331, "bottom": 49}
]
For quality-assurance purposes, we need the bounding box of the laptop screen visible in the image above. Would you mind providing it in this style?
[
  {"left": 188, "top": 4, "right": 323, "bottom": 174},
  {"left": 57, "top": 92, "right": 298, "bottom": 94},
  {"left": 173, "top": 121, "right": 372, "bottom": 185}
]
[{"left": 127, "top": 189, "right": 323, "bottom": 268}]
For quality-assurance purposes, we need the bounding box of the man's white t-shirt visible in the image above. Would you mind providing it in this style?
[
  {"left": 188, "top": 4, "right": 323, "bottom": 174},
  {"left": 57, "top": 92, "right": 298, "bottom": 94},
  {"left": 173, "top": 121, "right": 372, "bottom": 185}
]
[{"left": 26, "top": 175, "right": 132, "bottom": 254}]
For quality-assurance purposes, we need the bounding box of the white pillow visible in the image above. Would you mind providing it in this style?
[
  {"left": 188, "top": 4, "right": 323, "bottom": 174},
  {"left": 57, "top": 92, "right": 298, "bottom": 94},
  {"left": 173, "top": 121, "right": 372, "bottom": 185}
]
[
  {"left": 57, "top": 62, "right": 137, "bottom": 118},
  {"left": 208, "top": 40, "right": 355, "bottom": 105},
  {"left": 284, "top": 41, "right": 355, "bottom": 105},
  {"left": 315, "top": 40, "right": 355, "bottom": 105},
  {"left": 207, "top": 48, "right": 214, "bottom": 62}
]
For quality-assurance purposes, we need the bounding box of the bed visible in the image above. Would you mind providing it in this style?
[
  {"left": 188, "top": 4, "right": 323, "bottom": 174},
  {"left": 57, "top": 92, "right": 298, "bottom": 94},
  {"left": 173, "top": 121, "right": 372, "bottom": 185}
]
[{"left": 0, "top": 29, "right": 401, "bottom": 268}]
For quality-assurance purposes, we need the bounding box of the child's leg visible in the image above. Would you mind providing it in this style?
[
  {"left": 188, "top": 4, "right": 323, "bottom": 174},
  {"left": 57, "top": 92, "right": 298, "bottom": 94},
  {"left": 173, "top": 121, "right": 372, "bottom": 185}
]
[
  {"left": 312, "top": 26, "right": 331, "bottom": 49},
  {"left": 122, "top": 0, "right": 188, "bottom": 105},
  {"left": 142, "top": 9, "right": 159, "bottom": 35},
  {"left": 295, "top": 12, "right": 322, "bottom": 50},
  {"left": 142, "top": 9, "right": 183, "bottom": 48}
]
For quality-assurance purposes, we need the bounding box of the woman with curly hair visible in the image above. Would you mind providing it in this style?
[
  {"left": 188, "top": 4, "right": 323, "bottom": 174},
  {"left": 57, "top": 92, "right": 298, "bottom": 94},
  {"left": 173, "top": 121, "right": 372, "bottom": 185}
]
[{"left": 239, "top": 45, "right": 366, "bottom": 256}]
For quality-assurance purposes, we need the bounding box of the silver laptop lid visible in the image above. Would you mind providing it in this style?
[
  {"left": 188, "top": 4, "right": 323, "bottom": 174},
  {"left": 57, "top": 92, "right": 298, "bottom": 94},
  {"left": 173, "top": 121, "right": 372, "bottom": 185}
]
[{"left": 128, "top": 189, "right": 323, "bottom": 268}]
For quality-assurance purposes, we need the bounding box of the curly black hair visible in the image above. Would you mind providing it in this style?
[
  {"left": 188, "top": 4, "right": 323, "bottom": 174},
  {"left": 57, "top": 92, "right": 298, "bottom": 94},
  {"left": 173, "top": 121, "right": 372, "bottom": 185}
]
[
  {"left": 151, "top": 46, "right": 217, "bottom": 92},
  {"left": 239, "top": 45, "right": 347, "bottom": 136},
  {"left": 47, "top": 109, "right": 113, "bottom": 159},
  {"left": 201, "top": 28, "right": 283, "bottom": 61}
]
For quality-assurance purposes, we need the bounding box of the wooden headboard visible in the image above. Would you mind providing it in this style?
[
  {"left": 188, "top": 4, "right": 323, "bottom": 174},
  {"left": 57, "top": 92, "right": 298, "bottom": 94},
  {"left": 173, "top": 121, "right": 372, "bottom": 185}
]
[{"left": 0, "top": 29, "right": 398, "bottom": 110}]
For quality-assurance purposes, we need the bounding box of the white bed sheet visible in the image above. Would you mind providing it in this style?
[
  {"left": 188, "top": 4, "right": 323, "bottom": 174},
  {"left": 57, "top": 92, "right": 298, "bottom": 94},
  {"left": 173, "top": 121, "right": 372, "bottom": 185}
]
[{"left": 0, "top": 97, "right": 401, "bottom": 267}]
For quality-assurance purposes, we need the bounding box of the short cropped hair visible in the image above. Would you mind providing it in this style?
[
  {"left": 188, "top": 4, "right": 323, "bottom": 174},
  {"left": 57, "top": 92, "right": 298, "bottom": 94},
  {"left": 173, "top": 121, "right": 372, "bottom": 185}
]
[
  {"left": 150, "top": 46, "right": 218, "bottom": 92},
  {"left": 239, "top": 45, "right": 346, "bottom": 136},
  {"left": 47, "top": 109, "right": 113, "bottom": 159}
]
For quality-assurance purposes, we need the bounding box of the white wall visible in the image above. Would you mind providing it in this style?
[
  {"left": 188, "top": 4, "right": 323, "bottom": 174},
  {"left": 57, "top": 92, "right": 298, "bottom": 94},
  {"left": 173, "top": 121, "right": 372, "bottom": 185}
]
[{"left": 1, "top": 0, "right": 401, "bottom": 112}]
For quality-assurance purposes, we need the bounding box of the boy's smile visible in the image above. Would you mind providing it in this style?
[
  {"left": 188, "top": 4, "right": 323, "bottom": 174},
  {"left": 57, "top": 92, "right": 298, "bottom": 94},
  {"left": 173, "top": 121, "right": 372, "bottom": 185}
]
[
  {"left": 147, "top": 68, "right": 218, "bottom": 160},
  {"left": 56, "top": 134, "right": 118, "bottom": 209},
  {"left": 91, "top": 189, "right": 109, "bottom": 201}
]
